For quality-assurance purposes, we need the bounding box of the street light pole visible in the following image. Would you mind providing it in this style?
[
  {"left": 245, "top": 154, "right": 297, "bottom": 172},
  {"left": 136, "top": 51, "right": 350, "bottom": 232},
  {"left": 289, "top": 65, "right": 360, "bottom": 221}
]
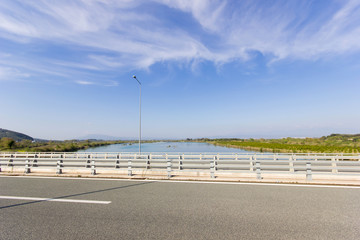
[{"left": 132, "top": 75, "right": 141, "bottom": 154}]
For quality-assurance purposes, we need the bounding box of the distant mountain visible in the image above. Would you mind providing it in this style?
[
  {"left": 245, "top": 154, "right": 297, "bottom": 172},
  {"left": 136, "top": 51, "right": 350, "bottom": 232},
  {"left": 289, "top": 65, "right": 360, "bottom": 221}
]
[
  {"left": 33, "top": 138, "right": 49, "bottom": 142},
  {"left": 0, "top": 128, "right": 34, "bottom": 141},
  {"left": 77, "top": 134, "right": 122, "bottom": 141}
]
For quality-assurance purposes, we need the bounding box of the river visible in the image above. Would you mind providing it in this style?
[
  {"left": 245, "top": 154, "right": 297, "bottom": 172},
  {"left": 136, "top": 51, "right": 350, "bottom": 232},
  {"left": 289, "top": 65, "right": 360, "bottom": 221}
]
[{"left": 77, "top": 141, "right": 255, "bottom": 153}]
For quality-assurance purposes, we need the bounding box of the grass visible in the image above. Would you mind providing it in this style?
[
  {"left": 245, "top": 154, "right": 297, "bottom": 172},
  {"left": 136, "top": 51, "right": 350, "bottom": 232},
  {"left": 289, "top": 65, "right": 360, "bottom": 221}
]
[{"left": 194, "top": 134, "right": 360, "bottom": 153}]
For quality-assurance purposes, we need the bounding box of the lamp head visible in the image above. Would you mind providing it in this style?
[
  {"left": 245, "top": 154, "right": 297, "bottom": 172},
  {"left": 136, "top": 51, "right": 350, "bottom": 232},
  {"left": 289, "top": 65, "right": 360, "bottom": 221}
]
[{"left": 133, "top": 75, "right": 137, "bottom": 79}]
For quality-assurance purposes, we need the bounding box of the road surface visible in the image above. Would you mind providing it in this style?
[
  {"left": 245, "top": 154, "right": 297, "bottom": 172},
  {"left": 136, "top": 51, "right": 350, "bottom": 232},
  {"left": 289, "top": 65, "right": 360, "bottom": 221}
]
[{"left": 0, "top": 176, "right": 359, "bottom": 239}]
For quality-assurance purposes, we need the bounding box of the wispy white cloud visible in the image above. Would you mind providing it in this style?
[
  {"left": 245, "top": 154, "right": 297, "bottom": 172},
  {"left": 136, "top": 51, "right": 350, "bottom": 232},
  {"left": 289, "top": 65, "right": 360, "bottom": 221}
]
[
  {"left": 0, "top": 0, "right": 359, "bottom": 83},
  {"left": 0, "top": 66, "right": 30, "bottom": 80},
  {"left": 75, "top": 80, "right": 95, "bottom": 85},
  {"left": 156, "top": 0, "right": 227, "bottom": 32},
  {"left": 75, "top": 79, "right": 119, "bottom": 87},
  {"left": 158, "top": 0, "right": 360, "bottom": 61}
]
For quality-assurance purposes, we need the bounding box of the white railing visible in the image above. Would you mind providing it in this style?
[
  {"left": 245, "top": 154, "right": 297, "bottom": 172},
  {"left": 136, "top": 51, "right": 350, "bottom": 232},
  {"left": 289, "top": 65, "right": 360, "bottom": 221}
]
[{"left": 1, "top": 152, "right": 360, "bottom": 180}]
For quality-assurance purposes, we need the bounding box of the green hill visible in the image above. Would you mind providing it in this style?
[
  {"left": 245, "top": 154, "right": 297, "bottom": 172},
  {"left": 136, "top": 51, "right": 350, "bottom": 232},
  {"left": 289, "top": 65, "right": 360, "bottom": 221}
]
[
  {"left": 0, "top": 128, "right": 34, "bottom": 142},
  {"left": 323, "top": 134, "right": 360, "bottom": 142}
]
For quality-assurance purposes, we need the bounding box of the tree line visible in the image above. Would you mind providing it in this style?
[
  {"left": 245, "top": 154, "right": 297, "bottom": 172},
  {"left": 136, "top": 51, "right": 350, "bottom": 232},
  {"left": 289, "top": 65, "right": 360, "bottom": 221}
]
[{"left": 0, "top": 137, "right": 125, "bottom": 152}]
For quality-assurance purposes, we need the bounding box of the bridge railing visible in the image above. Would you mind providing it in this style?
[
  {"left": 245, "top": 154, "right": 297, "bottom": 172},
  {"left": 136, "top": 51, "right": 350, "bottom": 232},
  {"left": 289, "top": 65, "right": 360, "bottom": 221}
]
[{"left": 1, "top": 152, "right": 360, "bottom": 180}]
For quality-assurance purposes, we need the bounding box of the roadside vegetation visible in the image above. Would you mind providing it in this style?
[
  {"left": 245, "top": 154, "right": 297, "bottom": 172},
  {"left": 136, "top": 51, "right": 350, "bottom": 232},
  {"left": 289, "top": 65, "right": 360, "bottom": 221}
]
[
  {"left": 0, "top": 138, "right": 125, "bottom": 152},
  {"left": 191, "top": 134, "right": 360, "bottom": 153},
  {"left": 2, "top": 132, "right": 360, "bottom": 153}
]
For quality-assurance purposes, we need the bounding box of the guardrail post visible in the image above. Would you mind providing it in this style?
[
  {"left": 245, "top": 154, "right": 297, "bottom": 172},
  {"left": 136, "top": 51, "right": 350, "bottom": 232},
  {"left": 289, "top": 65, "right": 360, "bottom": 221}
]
[
  {"left": 179, "top": 154, "right": 184, "bottom": 170},
  {"left": 86, "top": 154, "right": 91, "bottom": 168},
  {"left": 147, "top": 154, "right": 151, "bottom": 169},
  {"left": 250, "top": 156, "right": 254, "bottom": 171},
  {"left": 179, "top": 155, "right": 183, "bottom": 170},
  {"left": 306, "top": 162, "right": 312, "bottom": 181},
  {"left": 115, "top": 154, "right": 121, "bottom": 169},
  {"left": 34, "top": 154, "right": 38, "bottom": 167},
  {"left": 56, "top": 160, "right": 63, "bottom": 174},
  {"left": 60, "top": 153, "right": 63, "bottom": 171},
  {"left": 215, "top": 155, "right": 218, "bottom": 171},
  {"left": 33, "top": 159, "right": 38, "bottom": 167},
  {"left": 256, "top": 161, "right": 261, "bottom": 180},
  {"left": 210, "top": 157, "right": 215, "bottom": 178},
  {"left": 166, "top": 154, "right": 172, "bottom": 178},
  {"left": 9, "top": 154, "right": 14, "bottom": 167},
  {"left": 331, "top": 157, "right": 338, "bottom": 173},
  {"left": 91, "top": 160, "right": 96, "bottom": 175},
  {"left": 8, "top": 154, "right": 14, "bottom": 167},
  {"left": 128, "top": 155, "right": 133, "bottom": 176},
  {"left": 289, "top": 156, "right": 294, "bottom": 172},
  {"left": 25, "top": 159, "right": 31, "bottom": 173},
  {"left": 115, "top": 159, "right": 120, "bottom": 169}
]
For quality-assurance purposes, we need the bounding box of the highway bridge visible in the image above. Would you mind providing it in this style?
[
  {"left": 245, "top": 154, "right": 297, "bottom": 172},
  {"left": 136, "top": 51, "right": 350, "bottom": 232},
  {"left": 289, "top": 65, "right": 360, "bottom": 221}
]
[
  {"left": 1, "top": 152, "right": 360, "bottom": 184},
  {"left": 0, "top": 176, "right": 360, "bottom": 239}
]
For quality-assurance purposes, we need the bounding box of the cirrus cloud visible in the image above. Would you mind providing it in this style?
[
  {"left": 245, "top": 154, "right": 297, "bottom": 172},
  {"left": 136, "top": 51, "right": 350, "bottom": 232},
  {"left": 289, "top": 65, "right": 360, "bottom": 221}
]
[{"left": 0, "top": 0, "right": 359, "bottom": 83}]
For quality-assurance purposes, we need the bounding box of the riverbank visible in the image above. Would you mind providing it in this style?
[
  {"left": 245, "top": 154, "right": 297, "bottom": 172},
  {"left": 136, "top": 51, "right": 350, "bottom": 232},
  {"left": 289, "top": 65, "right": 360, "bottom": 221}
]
[
  {"left": 0, "top": 140, "right": 126, "bottom": 152},
  {"left": 0, "top": 140, "right": 172, "bottom": 153},
  {"left": 201, "top": 134, "right": 360, "bottom": 153},
  {"left": 3, "top": 134, "right": 360, "bottom": 153}
]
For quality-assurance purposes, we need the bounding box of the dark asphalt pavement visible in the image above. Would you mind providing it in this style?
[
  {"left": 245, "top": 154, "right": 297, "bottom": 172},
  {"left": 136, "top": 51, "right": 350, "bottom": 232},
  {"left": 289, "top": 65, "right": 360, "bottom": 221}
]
[{"left": 0, "top": 176, "right": 359, "bottom": 240}]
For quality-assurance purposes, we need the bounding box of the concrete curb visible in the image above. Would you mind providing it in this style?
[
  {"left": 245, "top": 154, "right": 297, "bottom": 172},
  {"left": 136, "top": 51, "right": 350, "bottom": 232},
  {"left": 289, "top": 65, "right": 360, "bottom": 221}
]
[{"left": 1, "top": 172, "right": 360, "bottom": 186}]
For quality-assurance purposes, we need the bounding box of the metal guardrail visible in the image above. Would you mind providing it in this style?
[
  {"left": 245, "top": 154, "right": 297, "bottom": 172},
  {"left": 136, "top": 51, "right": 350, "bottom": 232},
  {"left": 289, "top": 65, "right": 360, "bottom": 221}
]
[{"left": 1, "top": 152, "right": 360, "bottom": 180}]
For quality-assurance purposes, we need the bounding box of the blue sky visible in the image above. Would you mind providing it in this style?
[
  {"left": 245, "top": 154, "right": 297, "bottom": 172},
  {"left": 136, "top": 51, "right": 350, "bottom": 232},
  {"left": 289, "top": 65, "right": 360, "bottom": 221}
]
[{"left": 0, "top": 0, "right": 360, "bottom": 140}]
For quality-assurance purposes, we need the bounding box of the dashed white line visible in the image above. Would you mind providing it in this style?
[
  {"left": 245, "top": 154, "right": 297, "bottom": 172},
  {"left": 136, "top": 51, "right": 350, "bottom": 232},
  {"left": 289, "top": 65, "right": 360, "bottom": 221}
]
[{"left": 0, "top": 195, "right": 111, "bottom": 204}]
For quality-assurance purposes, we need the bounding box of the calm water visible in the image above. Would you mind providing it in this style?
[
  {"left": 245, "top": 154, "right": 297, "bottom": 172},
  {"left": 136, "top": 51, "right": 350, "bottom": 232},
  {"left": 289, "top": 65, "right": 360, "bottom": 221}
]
[{"left": 77, "top": 141, "right": 255, "bottom": 153}]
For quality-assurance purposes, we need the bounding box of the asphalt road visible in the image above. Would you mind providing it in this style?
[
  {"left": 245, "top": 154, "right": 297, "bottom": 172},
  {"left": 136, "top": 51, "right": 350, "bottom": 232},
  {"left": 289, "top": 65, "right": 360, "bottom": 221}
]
[{"left": 0, "top": 176, "right": 359, "bottom": 240}]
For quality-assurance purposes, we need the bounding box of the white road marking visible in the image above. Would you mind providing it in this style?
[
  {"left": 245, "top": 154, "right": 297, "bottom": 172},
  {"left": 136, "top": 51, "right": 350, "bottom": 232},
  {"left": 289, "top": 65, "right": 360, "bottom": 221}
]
[
  {"left": 1, "top": 175, "right": 359, "bottom": 188},
  {"left": 0, "top": 195, "right": 111, "bottom": 204}
]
